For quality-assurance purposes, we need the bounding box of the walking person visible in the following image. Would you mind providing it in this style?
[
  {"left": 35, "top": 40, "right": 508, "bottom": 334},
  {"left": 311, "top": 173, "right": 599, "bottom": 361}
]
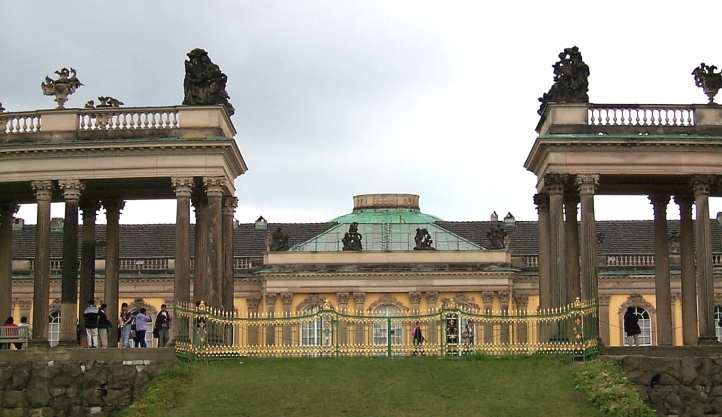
[
  {"left": 412, "top": 321, "right": 425, "bottom": 356},
  {"left": 83, "top": 300, "right": 100, "bottom": 348},
  {"left": 154, "top": 304, "right": 171, "bottom": 348},
  {"left": 97, "top": 304, "right": 112, "bottom": 348},
  {"left": 134, "top": 308, "right": 152, "bottom": 348},
  {"left": 624, "top": 307, "right": 641, "bottom": 346},
  {"left": 119, "top": 303, "right": 133, "bottom": 348}
]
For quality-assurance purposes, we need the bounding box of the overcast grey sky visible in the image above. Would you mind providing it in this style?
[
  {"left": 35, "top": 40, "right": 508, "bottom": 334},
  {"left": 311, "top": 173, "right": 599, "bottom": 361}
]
[{"left": 2, "top": 1, "right": 721, "bottom": 224}]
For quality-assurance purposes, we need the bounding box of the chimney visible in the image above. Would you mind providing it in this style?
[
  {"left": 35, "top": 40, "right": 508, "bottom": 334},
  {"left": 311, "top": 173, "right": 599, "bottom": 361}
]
[
  {"left": 503, "top": 212, "right": 516, "bottom": 227},
  {"left": 255, "top": 216, "right": 268, "bottom": 230},
  {"left": 490, "top": 211, "right": 498, "bottom": 222}
]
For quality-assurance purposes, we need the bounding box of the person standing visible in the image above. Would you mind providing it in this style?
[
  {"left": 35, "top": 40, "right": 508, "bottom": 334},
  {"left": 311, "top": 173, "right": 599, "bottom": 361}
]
[
  {"left": 83, "top": 300, "right": 99, "bottom": 348},
  {"left": 624, "top": 307, "right": 641, "bottom": 346},
  {"left": 119, "top": 303, "right": 133, "bottom": 348},
  {"left": 154, "top": 304, "right": 171, "bottom": 348},
  {"left": 97, "top": 304, "right": 112, "bottom": 348},
  {"left": 16, "top": 317, "right": 29, "bottom": 350},
  {"left": 412, "top": 321, "right": 424, "bottom": 356},
  {"left": 134, "top": 308, "right": 152, "bottom": 348}
]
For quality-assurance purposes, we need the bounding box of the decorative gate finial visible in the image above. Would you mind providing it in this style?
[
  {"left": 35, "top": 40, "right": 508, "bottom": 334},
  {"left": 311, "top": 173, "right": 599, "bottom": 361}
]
[
  {"left": 183, "top": 48, "right": 235, "bottom": 116},
  {"left": 41, "top": 68, "right": 83, "bottom": 109},
  {"left": 692, "top": 63, "right": 722, "bottom": 104},
  {"left": 537, "top": 46, "right": 589, "bottom": 116}
]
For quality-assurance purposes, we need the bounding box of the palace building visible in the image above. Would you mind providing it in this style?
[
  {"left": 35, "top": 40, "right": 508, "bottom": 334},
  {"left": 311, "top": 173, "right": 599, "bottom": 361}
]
[{"left": 7, "top": 192, "right": 722, "bottom": 347}]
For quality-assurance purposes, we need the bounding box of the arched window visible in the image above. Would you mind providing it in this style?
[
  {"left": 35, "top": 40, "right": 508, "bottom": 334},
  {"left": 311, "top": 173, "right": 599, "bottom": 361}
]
[
  {"left": 48, "top": 311, "right": 60, "bottom": 348},
  {"left": 623, "top": 306, "right": 652, "bottom": 346},
  {"left": 714, "top": 306, "right": 722, "bottom": 342},
  {"left": 372, "top": 305, "right": 403, "bottom": 346}
]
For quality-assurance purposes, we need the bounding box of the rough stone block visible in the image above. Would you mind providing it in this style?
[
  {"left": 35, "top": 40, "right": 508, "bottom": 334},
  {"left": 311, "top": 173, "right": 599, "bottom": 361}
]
[
  {"left": 11, "top": 366, "right": 31, "bottom": 390},
  {"left": 26, "top": 387, "right": 51, "bottom": 408},
  {"left": 1, "top": 408, "right": 28, "bottom": 417},
  {"left": 3, "top": 390, "right": 28, "bottom": 408},
  {"left": 29, "top": 408, "right": 55, "bottom": 417}
]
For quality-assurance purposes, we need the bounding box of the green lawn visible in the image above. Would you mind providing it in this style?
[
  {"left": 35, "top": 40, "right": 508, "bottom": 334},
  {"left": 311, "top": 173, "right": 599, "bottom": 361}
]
[{"left": 124, "top": 357, "right": 604, "bottom": 417}]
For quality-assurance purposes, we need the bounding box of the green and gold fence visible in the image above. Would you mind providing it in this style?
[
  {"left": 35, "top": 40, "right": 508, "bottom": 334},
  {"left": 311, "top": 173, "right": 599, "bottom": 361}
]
[{"left": 174, "top": 298, "right": 598, "bottom": 359}]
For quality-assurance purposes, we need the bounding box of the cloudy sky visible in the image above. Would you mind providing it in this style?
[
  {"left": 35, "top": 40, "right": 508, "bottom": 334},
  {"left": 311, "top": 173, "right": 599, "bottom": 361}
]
[{"left": 2, "top": 1, "right": 721, "bottom": 224}]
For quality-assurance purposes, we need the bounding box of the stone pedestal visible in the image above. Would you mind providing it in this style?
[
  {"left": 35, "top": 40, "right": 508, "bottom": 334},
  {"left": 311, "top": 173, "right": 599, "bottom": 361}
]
[{"left": 31, "top": 181, "right": 53, "bottom": 342}]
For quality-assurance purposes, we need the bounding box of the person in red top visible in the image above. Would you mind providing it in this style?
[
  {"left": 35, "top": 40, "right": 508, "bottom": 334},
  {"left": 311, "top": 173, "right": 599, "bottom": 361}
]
[{"left": 2, "top": 317, "right": 17, "bottom": 350}]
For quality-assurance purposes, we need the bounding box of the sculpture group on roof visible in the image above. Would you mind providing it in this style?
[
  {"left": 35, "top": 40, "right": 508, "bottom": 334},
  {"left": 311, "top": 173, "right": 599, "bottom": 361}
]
[
  {"left": 537, "top": 46, "right": 590, "bottom": 116},
  {"left": 692, "top": 63, "right": 722, "bottom": 104},
  {"left": 85, "top": 96, "right": 124, "bottom": 109},
  {"left": 269, "top": 227, "right": 289, "bottom": 251},
  {"left": 413, "top": 228, "right": 435, "bottom": 250},
  {"left": 183, "top": 48, "right": 235, "bottom": 116},
  {"left": 486, "top": 224, "right": 508, "bottom": 249},
  {"left": 41, "top": 68, "right": 83, "bottom": 109},
  {"left": 342, "top": 222, "right": 363, "bottom": 251}
]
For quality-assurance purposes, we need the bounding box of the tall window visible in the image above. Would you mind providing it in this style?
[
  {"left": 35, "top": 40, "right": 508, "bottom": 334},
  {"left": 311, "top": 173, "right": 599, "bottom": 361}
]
[
  {"left": 623, "top": 306, "right": 652, "bottom": 346},
  {"left": 372, "top": 305, "right": 402, "bottom": 346},
  {"left": 715, "top": 306, "right": 722, "bottom": 342},
  {"left": 48, "top": 311, "right": 60, "bottom": 347},
  {"left": 300, "top": 309, "right": 330, "bottom": 346}
]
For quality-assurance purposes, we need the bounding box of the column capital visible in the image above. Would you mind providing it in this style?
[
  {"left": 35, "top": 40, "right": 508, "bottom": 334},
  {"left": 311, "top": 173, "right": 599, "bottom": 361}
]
[
  {"left": 171, "top": 177, "right": 194, "bottom": 198},
  {"left": 102, "top": 199, "right": 125, "bottom": 215},
  {"left": 352, "top": 292, "right": 366, "bottom": 310},
  {"left": 58, "top": 180, "right": 84, "bottom": 201},
  {"left": 497, "top": 290, "right": 510, "bottom": 309},
  {"left": 424, "top": 291, "right": 439, "bottom": 307},
  {"left": 222, "top": 196, "right": 238, "bottom": 215},
  {"left": 481, "top": 291, "right": 494, "bottom": 309},
  {"left": 648, "top": 194, "right": 671, "bottom": 209},
  {"left": 533, "top": 193, "right": 549, "bottom": 211},
  {"left": 691, "top": 175, "right": 716, "bottom": 196},
  {"left": 246, "top": 295, "right": 261, "bottom": 312},
  {"left": 543, "top": 174, "right": 567, "bottom": 194},
  {"left": 513, "top": 294, "right": 529, "bottom": 310},
  {"left": 575, "top": 174, "right": 599, "bottom": 195},
  {"left": 336, "top": 292, "right": 349, "bottom": 310},
  {"left": 281, "top": 292, "right": 293, "bottom": 311},
  {"left": 31, "top": 180, "right": 54, "bottom": 201},
  {"left": 673, "top": 194, "right": 694, "bottom": 208},
  {"left": 265, "top": 293, "right": 277, "bottom": 313},
  {"left": 203, "top": 177, "right": 227, "bottom": 197}
]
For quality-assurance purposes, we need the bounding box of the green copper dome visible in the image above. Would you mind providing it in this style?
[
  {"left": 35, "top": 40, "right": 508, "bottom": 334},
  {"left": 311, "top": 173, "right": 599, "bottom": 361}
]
[{"left": 330, "top": 193, "right": 441, "bottom": 224}]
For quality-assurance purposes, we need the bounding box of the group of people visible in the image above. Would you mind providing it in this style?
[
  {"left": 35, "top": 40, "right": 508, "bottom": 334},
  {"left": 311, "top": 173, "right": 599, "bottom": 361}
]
[
  {"left": 1, "top": 316, "right": 29, "bottom": 349},
  {"left": 83, "top": 300, "right": 171, "bottom": 348}
]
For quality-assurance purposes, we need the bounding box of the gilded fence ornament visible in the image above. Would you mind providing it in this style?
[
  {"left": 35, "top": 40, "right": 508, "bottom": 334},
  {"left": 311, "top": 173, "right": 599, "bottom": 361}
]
[
  {"left": 537, "top": 46, "right": 589, "bottom": 116},
  {"left": 183, "top": 48, "right": 235, "bottom": 116},
  {"left": 41, "top": 68, "right": 83, "bottom": 109},
  {"left": 692, "top": 63, "right": 722, "bottom": 104},
  {"left": 413, "top": 228, "right": 435, "bottom": 250}
]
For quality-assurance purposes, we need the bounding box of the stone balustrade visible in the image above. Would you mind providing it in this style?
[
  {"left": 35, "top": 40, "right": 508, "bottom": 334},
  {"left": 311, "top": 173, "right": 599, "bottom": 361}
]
[{"left": 0, "top": 105, "right": 235, "bottom": 140}]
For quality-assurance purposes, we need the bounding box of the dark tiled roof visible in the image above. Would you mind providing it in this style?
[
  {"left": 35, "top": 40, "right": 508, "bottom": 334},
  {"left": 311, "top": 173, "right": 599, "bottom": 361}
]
[{"left": 10, "top": 220, "right": 720, "bottom": 259}]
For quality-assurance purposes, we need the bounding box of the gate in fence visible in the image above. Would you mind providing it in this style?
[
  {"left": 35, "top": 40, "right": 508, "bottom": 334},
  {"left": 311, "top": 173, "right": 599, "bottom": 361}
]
[{"left": 174, "top": 298, "right": 598, "bottom": 359}]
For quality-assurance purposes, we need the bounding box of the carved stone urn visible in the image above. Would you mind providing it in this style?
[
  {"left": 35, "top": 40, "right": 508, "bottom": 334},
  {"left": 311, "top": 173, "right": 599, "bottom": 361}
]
[
  {"left": 692, "top": 63, "right": 722, "bottom": 104},
  {"left": 41, "top": 68, "right": 83, "bottom": 109}
]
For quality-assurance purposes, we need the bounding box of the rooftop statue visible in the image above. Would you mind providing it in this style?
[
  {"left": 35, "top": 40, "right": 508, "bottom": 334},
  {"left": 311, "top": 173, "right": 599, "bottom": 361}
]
[
  {"left": 41, "top": 68, "right": 83, "bottom": 109},
  {"left": 269, "top": 227, "right": 289, "bottom": 251},
  {"left": 414, "top": 228, "right": 435, "bottom": 250},
  {"left": 85, "top": 96, "right": 124, "bottom": 109},
  {"left": 486, "top": 224, "right": 508, "bottom": 249},
  {"left": 692, "top": 63, "right": 722, "bottom": 104},
  {"left": 342, "top": 222, "right": 363, "bottom": 251},
  {"left": 537, "top": 46, "right": 589, "bottom": 116},
  {"left": 183, "top": 48, "right": 235, "bottom": 116},
  {"left": 0, "top": 102, "right": 4, "bottom": 112}
]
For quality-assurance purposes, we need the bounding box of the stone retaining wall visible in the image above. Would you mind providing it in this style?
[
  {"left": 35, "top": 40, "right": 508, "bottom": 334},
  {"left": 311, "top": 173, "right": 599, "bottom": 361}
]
[
  {"left": 0, "top": 348, "right": 175, "bottom": 417},
  {"left": 616, "top": 355, "right": 722, "bottom": 417}
]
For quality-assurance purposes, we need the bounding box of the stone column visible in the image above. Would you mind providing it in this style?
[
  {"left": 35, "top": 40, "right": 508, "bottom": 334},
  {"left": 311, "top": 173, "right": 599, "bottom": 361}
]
[
  {"left": 692, "top": 175, "right": 717, "bottom": 343},
  {"left": 172, "top": 177, "right": 193, "bottom": 305},
  {"left": 222, "top": 196, "right": 237, "bottom": 310},
  {"left": 513, "top": 294, "right": 529, "bottom": 344},
  {"left": 204, "top": 177, "right": 225, "bottom": 307},
  {"left": 58, "top": 180, "right": 84, "bottom": 344},
  {"left": 31, "top": 180, "right": 53, "bottom": 342},
  {"left": 425, "top": 291, "right": 438, "bottom": 345},
  {"left": 282, "top": 292, "right": 293, "bottom": 345},
  {"left": 103, "top": 199, "right": 124, "bottom": 344},
  {"left": 649, "top": 194, "right": 673, "bottom": 346},
  {"left": 598, "top": 295, "right": 611, "bottom": 346},
  {"left": 353, "top": 292, "right": 366, "bottom": 345},
  {"left": 499, "top": 291, "right": 510, "bottom": 344},
  {"left": 545, "top": 174, "right": 567, "bottom": 309},
  {"left": 533, "top": 193, "right": 551, "bottom": 310},
  {"left": 576, "top": 175, "right": 599, "bottom": 304},
  {"left": 192, "top": 194, "right": 208, "bottom": 304},
  {"left": 481, "top": 291, "right": 494, "bottom": 344},
  {"left": 79, "top": 200, "right": 99, "bottom": 338},
  {"left": 246, "top": 296, "right": 261, "bottom": 345},
  {"left": 564, "top": 193, "right": 580, "bottom": 303},
  {"left": 675, "top": 194, "right": 698, "bottom": 345},
  {"left": 0, "top": 203, "right": 18, "bottom": 320}
]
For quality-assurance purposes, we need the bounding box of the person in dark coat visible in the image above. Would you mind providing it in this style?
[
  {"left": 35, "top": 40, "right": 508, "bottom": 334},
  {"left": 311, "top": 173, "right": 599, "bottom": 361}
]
[
  {"left": 624, "top": 306, "right": 641, "bottom": 346},
  {"left": 412, "top": 321, "right": 425, "bottom": 356}
]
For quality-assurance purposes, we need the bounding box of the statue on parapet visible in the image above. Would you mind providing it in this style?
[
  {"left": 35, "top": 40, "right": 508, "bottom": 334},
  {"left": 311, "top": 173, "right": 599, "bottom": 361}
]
[
  {"left": 269, "top": 227, "right": 289, "bottom": 251},
  {"left": 692, "top": 63, "right": 722, "bottom": 104},
  {"left": 183, "top": 48, "right": 235, "bottom": 116},
  {"left": 414, "top": 228, "right": 435, "bottom": 250},
  {"left": 0, "top": 102, "right": 5, "bottom": 112},
  {"left": 85, "top": 96, "right": 124, "bottom": 109},
  {"left": 486, "top": 224, "right": 508, "bottom": 249},
  {"left": 537, "top": 46, "right": 589, "bottom": 116},
  {"left": 41, "top": 68, "right": 83, "bottom": 109},
  {"left": 342, "top": 222, "right": 363, "bottom": 251}
]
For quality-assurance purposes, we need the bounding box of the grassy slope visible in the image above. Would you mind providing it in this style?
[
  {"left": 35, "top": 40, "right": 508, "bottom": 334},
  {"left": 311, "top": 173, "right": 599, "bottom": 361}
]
[{"left": 125, "top": 358, "right": 603, "bottom": 417}]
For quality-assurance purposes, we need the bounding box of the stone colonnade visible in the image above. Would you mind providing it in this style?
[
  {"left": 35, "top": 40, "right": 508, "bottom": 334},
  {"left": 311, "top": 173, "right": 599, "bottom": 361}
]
[
  {"left": 0, "top": 176, "right": 236, "bottom": 344},
  {"left": 534, "top": 173, "right": 717, "bottom": 345}
]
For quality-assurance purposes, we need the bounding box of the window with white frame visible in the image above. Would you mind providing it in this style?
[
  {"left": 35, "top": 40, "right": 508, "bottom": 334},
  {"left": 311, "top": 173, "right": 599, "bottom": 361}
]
[
  {"left": 623, "top": 306, "right": 652, "bottom": 346},
  {"left": 48, "top": 311, "right": 60, "bottom": 347},
  {"left": 372, "top": 305, "right": 403, "bottom": 346},
  {"left": 300, "top": 309, "right": 330, "bottom": 346},
  {"left": 715, "top": 306, "right": 722, "bottom": 342}
]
